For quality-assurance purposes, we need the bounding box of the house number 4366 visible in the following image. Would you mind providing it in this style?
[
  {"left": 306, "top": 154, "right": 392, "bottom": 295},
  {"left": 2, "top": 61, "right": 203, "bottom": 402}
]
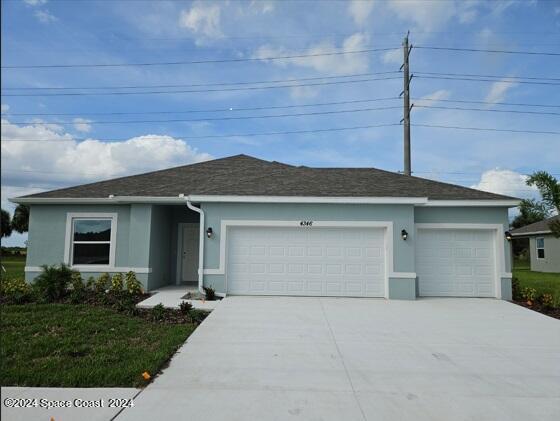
[{"left": 300, "top": 220, "right": 313, "bottom": 227}]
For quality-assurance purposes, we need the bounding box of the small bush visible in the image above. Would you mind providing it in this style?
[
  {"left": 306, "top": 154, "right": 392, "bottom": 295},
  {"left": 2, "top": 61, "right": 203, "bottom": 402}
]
[
  {"left": 86, "top": 276, "right": 96, "bottom": 290},
  {"left": 511, "top": 277, "right": 521, "bottom": 301},
  {"left": 110, "top": 273, "right": 124, "bottom": 292},
  {"left": 0, "top": 278, "right": 34, "bottom": 304},
  {"left": 179, "top": 300, "right": 193, "bottom": 315},
  {"left": 94, "top": 273, "right": 111, "bottom": 293},
  {"left": 69, "top": 272, "right": 87, "bottom": 303},
  {"left": 189, "top": 309, "right": 208, "bottom": 324},
  {"left": 521, "top": 287, "right": 537, "bottom": 305},
  {"left": 203, "top": 286, "right": 216, "bottom": 301},
  {"left": 539, "top": 293, "right": 554, "bottom": 309},
  {"left": 150, "top": 303, "right": 167, "bottom": 322},
  {"left": 125, "top": 271, "right": 143, "bottom": 295},
  {"left": 33, "top": 264, "right": 75, "bottom": 302}
]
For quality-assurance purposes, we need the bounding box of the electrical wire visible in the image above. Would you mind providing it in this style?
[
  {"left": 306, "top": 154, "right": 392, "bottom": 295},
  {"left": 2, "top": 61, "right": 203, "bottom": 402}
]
[{"left": 415, "top": 46, "right": 560, "bottom": 56}]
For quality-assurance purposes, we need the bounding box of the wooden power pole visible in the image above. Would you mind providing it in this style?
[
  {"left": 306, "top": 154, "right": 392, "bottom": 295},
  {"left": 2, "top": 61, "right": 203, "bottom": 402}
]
[{"left": 402, "top": 34, "right": 412, "bottom": 176}]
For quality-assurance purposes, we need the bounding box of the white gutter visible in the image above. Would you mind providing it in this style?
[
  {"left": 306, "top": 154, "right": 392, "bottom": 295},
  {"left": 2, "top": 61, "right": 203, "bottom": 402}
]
[
  {"left": 185, "top": 199, "right": 205, "bottom": 295},
  {"left": 187, "top": 195, "right": 428, "bottom": 204}
]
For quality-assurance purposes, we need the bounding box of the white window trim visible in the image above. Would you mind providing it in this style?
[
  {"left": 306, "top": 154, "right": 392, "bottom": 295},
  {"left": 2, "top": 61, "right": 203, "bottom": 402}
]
[
  {"left": 202, "top": 219, "right": 394, "bottom": 299},
  {"left": 536, "top": 237, "right": 545, "bottom": 260},
  {"left": 64, "top": 212, "right": 118, "bottom": 270},
  {"left": 414, "top": 223, "right": 507, "bottom": 299}
]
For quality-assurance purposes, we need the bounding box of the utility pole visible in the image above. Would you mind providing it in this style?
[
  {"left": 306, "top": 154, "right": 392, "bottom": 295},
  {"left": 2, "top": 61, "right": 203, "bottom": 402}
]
[{"left": 401, "top": 33, "right": 412, "bottom": 176}]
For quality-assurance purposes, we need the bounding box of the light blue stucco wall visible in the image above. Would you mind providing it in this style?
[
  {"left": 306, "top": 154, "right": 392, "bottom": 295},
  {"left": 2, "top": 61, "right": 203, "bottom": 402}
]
[
  {"left": 200, "top": 202, "right": 416, "bottom": 294},
  {"left": 148, "top": 206, "right": 172, "bottom": 290}
]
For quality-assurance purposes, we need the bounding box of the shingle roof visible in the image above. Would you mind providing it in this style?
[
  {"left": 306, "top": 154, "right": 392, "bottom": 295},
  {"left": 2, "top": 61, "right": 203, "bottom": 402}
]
[
  {"left": 18, "top": 154, "right": 517, "bottom": 201},
  {"left": 510, "top": 215, "right": 560, "bottom": 236}
]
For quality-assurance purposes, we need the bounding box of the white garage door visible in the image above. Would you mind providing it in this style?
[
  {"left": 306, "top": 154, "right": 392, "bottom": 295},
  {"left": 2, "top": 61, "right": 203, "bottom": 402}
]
[
  {"left": 226, "top": 226, "right": 386, "bottom": 297},
  {"left": 416, "top": 228, "right": 496, "bottom": 297}
]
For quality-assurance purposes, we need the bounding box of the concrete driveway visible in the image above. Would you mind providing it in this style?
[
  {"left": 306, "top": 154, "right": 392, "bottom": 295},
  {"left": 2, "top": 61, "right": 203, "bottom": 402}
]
[{"left": 117, "top": 297, "right": 560, "bottom": 421}]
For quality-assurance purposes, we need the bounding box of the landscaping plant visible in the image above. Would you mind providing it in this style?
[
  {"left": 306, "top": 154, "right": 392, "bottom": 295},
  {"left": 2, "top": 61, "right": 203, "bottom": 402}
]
[
  {"left": 179, "top": 300, "right": 193, "bottom": 315},
  {"left": 203, "top": 286, "right": 216, "bottom": 301},
  {"left": 125, "top": 271, "right": 143, "bottom": 294},
  {"left": 33, "top": 264, "right": 75, "bottom": 302},
  {"left": 94, "top": 272, "right": 111, "bottom": 293},
  {"left": 150, "top": 303, "right": 167, "bottom": 322},
  {"left": 521, "top": 287, "right": 537, "bottom": 306},
  {"left": 111, "top": 273, "right": 124, "bottom": 292},
  {"left": 69, "top": 272, "right": 87, "bottom": 303},
  {"left": 0, "top": 278, "right": 34, "bottom": 304}
]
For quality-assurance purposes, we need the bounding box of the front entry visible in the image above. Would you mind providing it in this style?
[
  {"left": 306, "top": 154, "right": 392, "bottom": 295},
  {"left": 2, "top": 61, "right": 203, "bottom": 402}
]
[{"left": 179, "top": 223, "right": 199, "bottom": 283}]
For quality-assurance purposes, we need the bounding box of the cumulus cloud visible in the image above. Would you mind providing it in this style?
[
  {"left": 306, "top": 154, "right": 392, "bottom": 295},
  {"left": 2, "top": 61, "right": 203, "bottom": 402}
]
[
  {"left": 73, "top": 118, "right": 92, "bottom": 133},
  {"left": 249, "top": 0, "right": 275, "bottom": 14},
  {"left": 179, "top": 2, "right": 223, "bottom": 42},
  {"left": 24, "top": 0, "right": 47, "bottom": 5},
  {"left": 381, "top": 48, "right": 401, "bottom": 65},
  {"left": 348, "top": 0, "right": 375, "bottom": 26},
  {"left": 470, "top": 169, "right": 538, "bottom": 198},
  {"left": 253, "top": 32, "right": 370, "bottom": 75},
  {"left": 386, "top": 0, "right": 478, "bottom": 31},
  {"left": 34, "top": 9, "right": 57, "bottom": 23},
  {"left": 484, "top": 79, "right": 518, "bottom": 104},
  {"left": 414, "top": 89, "right": 452, "bottom": 107},
  {"left": 1, "top": 118, "right": 213, "bottom": 198}
]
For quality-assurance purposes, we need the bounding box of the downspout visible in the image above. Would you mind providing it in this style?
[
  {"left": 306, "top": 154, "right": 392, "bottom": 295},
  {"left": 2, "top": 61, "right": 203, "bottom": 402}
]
[{"left": 186, "top": 198, "right": 205, "bottom": 294}]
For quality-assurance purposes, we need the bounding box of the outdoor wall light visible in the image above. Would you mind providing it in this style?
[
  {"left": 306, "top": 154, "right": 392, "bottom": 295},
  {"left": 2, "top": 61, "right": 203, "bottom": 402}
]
[
  {"left": 401, "top": 229, "right": 408, "bottom": 241},
  {"left": 505, "top": 231, "right": 512, "bottom": 241},
  {"left": 206, "top": 227, "right": 213, "bottom": 238}
]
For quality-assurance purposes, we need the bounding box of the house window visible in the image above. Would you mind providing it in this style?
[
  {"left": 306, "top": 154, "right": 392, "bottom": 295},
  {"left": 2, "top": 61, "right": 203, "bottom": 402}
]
[
  {"left": 66, "top": 214, "right": 117, "bottom": 266},
  {"left": 536, "top": 237, "right": 545, "bottom": 259}
]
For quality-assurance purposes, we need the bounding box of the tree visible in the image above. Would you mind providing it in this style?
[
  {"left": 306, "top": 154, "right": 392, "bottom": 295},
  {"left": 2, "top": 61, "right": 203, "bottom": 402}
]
[
  {"left": 526, "top": 171, "right": 560, "bottom": 237},
  {"left": 11, "top": 204, "right": 29, "bottom": 233},
  {"left": 511, "top": 199, "right": 548, "bottom": 229},
  {"left": 1, "top": 209, "right": 12, "bottom": 238}
]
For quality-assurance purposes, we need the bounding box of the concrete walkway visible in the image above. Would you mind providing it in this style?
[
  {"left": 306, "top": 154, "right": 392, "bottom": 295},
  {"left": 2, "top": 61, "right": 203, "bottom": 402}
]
[
  {"left": 136, "top": 285, "right": 220, "bottom": 311},
  {"left": 1, "top": 387, "right": 139, "bottom": 421},
  {"left": 116, "top": 297, "right": 560, "bottom": 421}
]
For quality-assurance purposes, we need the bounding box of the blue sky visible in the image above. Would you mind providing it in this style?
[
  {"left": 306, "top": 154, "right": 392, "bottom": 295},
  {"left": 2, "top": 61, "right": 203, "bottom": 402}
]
[{"left": 2, "top": 0, "right": 559, "bottom": 246}]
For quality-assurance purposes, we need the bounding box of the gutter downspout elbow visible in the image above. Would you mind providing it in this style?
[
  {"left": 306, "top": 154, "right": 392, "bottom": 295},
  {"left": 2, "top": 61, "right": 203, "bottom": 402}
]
[{"left": 186, "top": 198, "right": 205, "bottom": 295}]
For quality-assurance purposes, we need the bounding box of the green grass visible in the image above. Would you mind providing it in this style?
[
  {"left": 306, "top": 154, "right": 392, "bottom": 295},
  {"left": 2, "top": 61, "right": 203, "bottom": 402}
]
[
  {"left": 0, "top": 304, "right": 195, "bottom": 387},
  {"left": 513, "top": 259, "right": 560, "bottom": 301},
  {"left": 1, "top": 255, "right": 26, "bottom": 280}
]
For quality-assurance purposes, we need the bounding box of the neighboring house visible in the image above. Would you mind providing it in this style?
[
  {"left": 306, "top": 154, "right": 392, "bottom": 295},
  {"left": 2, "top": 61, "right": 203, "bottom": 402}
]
[
  {"left": 510, "top": 216, "right": 560, "bottom": 273},
  {"left": 11, "top": 154, "right": 519, "bottom": 300}
]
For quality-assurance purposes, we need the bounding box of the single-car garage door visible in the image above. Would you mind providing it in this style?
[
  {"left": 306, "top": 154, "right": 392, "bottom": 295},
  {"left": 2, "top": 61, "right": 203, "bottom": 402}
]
[
  {"left": 226, "top": 226, "right": 386, "bottom": 297},
  {"left": 416, "top": 228, "right": 496, "bottom": 297}
]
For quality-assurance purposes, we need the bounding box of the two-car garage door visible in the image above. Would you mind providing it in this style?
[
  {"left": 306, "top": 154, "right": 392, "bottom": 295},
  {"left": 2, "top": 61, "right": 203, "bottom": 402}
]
[{"left": 226, "top": 226, "right": 386, "bottom": 297}]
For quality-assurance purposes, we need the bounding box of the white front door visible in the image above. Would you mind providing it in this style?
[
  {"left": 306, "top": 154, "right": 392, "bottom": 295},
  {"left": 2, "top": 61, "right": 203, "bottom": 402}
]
[
  {"left": 226, "top": 226, "right": 386, "bottom": 297},
  {"left": 416, "top": 228, "right": 497, "bottom": 297},
  {"left": 181, "top": 223, "right": 199, "bottom": 283}
]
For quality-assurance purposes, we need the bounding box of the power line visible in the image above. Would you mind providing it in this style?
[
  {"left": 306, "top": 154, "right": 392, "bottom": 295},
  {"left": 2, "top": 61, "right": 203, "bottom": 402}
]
[
  {"left": 0, "top": 76, "right": 402, "bottom": 97},
  {"left": 0, "top": 46, "right": 398, "bottom": 69},
  {"left": 0, "top": 96, "right": 401, "bottom": 117},
  {"left": 412, "top": 123, "right": 560, "bottom": 135},
  {"left": 414, "top": 71, "right": 560, "bottom": 82},
  {"left": 414, "top": 105, "right": 560, "bottom": 116},
  {"left": 415, "top": 75, "right": 560, "bottom": 86},
  {"left": 1, "top": 71, "right": 401, "bottom": 91},
  {"left": 0, "top": 105, "right": 403, "bottom": 126},
  {"left": 410, "top": 98, "right": 560, "bottom": 109},
  {"left": 415, "top": 46, "right": 560, "bottom": 57}
]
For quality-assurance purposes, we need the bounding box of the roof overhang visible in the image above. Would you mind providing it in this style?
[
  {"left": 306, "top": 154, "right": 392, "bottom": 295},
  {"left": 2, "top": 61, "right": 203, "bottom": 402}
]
[
  {"left": 10, "top": 195, "right": 520, "bottom": 207},
  {"left": 510, "top": 230, "right": 552, "bottom": 237}
]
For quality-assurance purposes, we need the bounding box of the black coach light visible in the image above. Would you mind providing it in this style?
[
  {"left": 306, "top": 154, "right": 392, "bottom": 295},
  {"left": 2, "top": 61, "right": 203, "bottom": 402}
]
[
  {"left": 206, "top": 227, "right": 213, "bottom": 238},
  {"left": 505, "top": 231, "right": 513, "bottom": 241},
  {"left": 401, "top": 229, "right": 408, "bottom": 241}
]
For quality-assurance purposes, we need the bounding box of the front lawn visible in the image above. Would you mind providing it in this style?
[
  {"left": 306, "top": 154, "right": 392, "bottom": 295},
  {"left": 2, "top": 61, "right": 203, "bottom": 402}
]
[
  {"left": 0, "top": 255, "right": 26, "bottom": 280},
  {"left": 0, "top": 304, "right": 195, "bottom": 388},
  {"left": 513, "top": 259, "right": 560, "bottom": 300}
]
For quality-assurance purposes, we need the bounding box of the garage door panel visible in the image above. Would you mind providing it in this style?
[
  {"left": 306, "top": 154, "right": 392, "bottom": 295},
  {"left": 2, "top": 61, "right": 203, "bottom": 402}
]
[
  {"left": 416, "top": 228, "right": 496, "bottom": 298},
  {"left": 227, "top": 226, "right": 385, "bottom": 297}
]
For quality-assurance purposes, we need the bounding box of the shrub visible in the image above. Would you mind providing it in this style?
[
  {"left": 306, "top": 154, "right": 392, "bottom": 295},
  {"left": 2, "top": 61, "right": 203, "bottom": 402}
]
[
  {"left": 33, "top": 264, "right": 75, "bottom": 302},
  {"left": 94, "top": 273, "right": 111, "bottom": 293},
  {"left": 0, "top": 278, "right": 34, "bottom": 304},
  {"left": 150, "top": 303, "right": 167, "bottom": 322},
  {"left": 86, "top": 276, "right": 96, "bottom": 290},
  {"left": 189, "top": 309, "right": 208, "bottom": 324},
  {"left": 203, "top": 286, "right": 216, "bottom": 301},
  {"left": 539, "top": 293, "right": 554, "bottom": 309},
  {"left": 125, "top": 271, "right": 143, "bottom": 295},
  {"left": 110, "top": 290, "right": 138, "bottom": 315},
  {"left": 511, "top": 277, "right": 521, "bottom": 301},
  {"left": 69, "top": 272, "right": 87, "bottom": 303},
  {"left": 521, "top": 287, "right": 537, "bottom": 305},
  {"left": 110, "top": 273, "right": 124, "bottom": 292},
  {"left": 179, "top": 300, "right": 193, "bottom": 315}
]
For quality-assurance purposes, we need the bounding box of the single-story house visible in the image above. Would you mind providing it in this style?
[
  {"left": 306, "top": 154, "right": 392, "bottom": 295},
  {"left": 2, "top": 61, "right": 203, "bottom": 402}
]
[
  {"left": 11, "top": 154, "right": 519, "bottom": 300},
  {"left": 510, "top": 215, "right": 560, "bottom": 273}
]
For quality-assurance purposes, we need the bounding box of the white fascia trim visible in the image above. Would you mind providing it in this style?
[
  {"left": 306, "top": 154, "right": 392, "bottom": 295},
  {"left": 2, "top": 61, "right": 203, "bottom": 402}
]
[
  {"left": 511, "top": 230, "right": 551, "bottom": 237},
  {"left": 202, "top": 219, "right": 394, "bottom": 299},
  {"left": 11, "top": 196, "right": 187, "bottom": 205},
  {"left": 388, "top": 272, "right": 417, "bottom": 279},
  {"left": 25, "top": 266, "right": 152, "bottom": 273},
  {"left": 415, "top": 223, "right": 506, "bottom": 299},
  {"left": 425, "top": 200, "right": 520, "bottom": 207},
  {"left": 189, "top": 195, "right": 428, "bottom": 205},
  {"left": 501, "top": 272, "right": 513, "bottom": 279}
]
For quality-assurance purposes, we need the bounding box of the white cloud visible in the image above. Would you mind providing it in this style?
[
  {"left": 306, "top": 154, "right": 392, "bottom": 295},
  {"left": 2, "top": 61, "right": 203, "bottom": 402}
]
[
  {"left": 381, "top": 48, "right": 401, "bottom": 65},
  {"left": 253, "top": 32, "right": 370, "bottom": 75},
  {"left": 414, "top": 89, "right": 451, "bottom": 107},
  {"left": 34, "top": 9, "right": 57, "bottom": 23},
  {"left": 289, "top": 85, "right": 319, "bottom": 100},
  {"left": 1, "top": 104, "right": 9, "bottom": 113},
  {"left": 249, "top": 0, "right": 275, "bottom": 14},
  {"left": 484, "top": 79, "right": 518, "bottom": 104},
  {"left": 470, "top": 169, "right": 538, "bottom": 199},
  {"left": 179, "top": 2, "right": 223, "bottom": 42},
  {"left": 386, "top": 0, "right": 479, "bottom": 31},
  {"left": 1, "top": 118, "right": 213, "bottom": 194},
  {"left": 348, "top": 0, "right": 375, "bottom": 26},
  {"left": 73, "top": 118, "right": 92, "bottom": 133},
  {"left": 24, "top": 0, "right": 47, "bottom": 6}
]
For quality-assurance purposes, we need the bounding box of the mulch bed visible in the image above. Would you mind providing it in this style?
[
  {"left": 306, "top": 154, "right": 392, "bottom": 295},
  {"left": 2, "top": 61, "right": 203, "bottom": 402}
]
[{"left": 512, "top": 301, "right": 560, "bottom": 320}]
